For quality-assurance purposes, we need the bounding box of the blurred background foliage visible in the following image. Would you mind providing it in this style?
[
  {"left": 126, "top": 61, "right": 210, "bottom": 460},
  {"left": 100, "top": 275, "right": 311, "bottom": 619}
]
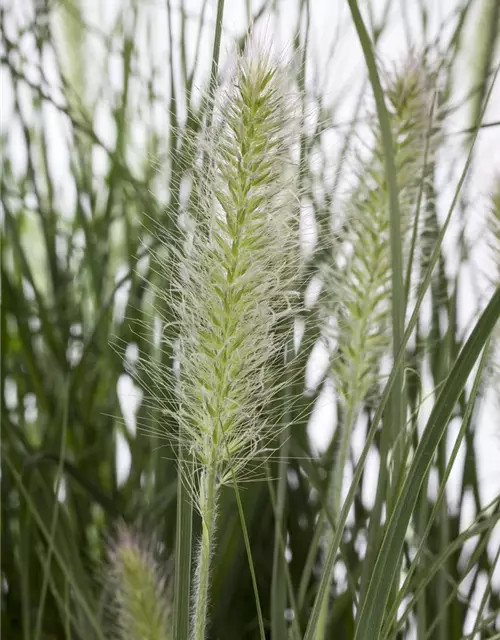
[{"left": 1, "top": 0, "right": 500, "bottom": 638}]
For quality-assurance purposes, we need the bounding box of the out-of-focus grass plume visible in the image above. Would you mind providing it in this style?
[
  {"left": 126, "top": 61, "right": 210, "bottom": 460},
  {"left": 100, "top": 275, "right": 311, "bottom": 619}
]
[{"left": 108, "top": 526, "right": 172, "bottom": 640}]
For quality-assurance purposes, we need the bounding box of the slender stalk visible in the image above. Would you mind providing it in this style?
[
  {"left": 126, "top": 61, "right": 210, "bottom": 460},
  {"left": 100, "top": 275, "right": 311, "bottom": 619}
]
[
  {"left": 315, "top": 404, "right": 357, "bottom": 639},
  {"left": 192, "top": 461, "right": 218, "bottom": 640},
  {"left": 174, "top": 445, "right": 193, "bottom": 640},
  {"left": 416, "top": 483, "right": 429, "bottom": 639}
]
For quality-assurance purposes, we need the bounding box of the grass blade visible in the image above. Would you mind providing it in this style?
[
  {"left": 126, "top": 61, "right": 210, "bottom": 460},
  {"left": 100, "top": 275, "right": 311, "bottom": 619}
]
[
  {"left": 34, "top": 382, "right": 69, "bottom": 640},
  {"left": 354, "top": 283, "right": 500, "bottom": 639},
  {"left": 2, "top": 453, "right": 107, "bottom": 640},
  {"left": 230, "top": 474, "right": 266, "bottom": 640}
]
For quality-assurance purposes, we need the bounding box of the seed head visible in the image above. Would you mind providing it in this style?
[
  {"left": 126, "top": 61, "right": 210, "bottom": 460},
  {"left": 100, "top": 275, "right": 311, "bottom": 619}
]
[
  {"left": 108, "top": 525, "right": 172, "bottom": 640},
  {"left": 152, "top": 40, "right": 303, "bottom": 504}
]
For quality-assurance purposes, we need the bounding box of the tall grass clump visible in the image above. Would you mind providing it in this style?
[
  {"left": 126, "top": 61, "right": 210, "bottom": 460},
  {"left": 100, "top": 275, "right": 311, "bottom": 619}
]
[
  {"left": 152, "top": 40, "right": 302, "bottom": 639},
  {"left": 4, "top": 2, "right": 500, "bottom": 639},
  {"left": 107, "top": 526, "right": 172, "bottom": 640},
  {"left": 314, "top": 59, "right": 442, "bottom": 637}
]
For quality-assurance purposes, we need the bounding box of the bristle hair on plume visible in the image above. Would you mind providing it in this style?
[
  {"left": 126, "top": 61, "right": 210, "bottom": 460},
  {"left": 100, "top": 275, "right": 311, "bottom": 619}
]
[
  {"left": 150, "top": 38, "right": 303, "bottom": 639},
  {"left": 107, "top": 525, "right": 172, "bottom": 640}
]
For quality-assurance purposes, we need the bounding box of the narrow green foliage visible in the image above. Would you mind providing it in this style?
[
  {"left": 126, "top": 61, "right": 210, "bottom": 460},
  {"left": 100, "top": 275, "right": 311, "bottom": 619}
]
[
  {"left": 108, "top": 526, "right": 172, "bottom": 640},
  {"left": 354, "top": 283, "right": 500, "bottom": 640}
]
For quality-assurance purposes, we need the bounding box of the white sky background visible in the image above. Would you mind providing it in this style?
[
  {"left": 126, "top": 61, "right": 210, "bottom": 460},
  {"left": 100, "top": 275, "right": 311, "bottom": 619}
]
[{"left": 2, "top": 0, "right": 500, "bottom": 633}]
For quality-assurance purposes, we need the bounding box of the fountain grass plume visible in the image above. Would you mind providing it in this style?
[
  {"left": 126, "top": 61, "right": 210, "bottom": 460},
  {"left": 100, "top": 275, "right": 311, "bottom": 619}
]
[
  {"left": 319, "top": 59, "right": 443, "bottom": 421},
  {"left": 314, "top": 58, "right": 443, "bottom": 639},
  {"left": 150, "top": 38, "right": 303, "bottom": 640},
  {"left": 108, "top": 525, "right": 172, "bottom": 640},
  {"left": 328, "top": 58, "right": 442, "bottom": 408}
]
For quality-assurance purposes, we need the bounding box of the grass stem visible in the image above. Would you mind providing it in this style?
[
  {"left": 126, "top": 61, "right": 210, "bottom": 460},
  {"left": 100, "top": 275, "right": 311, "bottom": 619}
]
[{"left": 192, "top": 461, "right": 218, "bottom": 640}]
